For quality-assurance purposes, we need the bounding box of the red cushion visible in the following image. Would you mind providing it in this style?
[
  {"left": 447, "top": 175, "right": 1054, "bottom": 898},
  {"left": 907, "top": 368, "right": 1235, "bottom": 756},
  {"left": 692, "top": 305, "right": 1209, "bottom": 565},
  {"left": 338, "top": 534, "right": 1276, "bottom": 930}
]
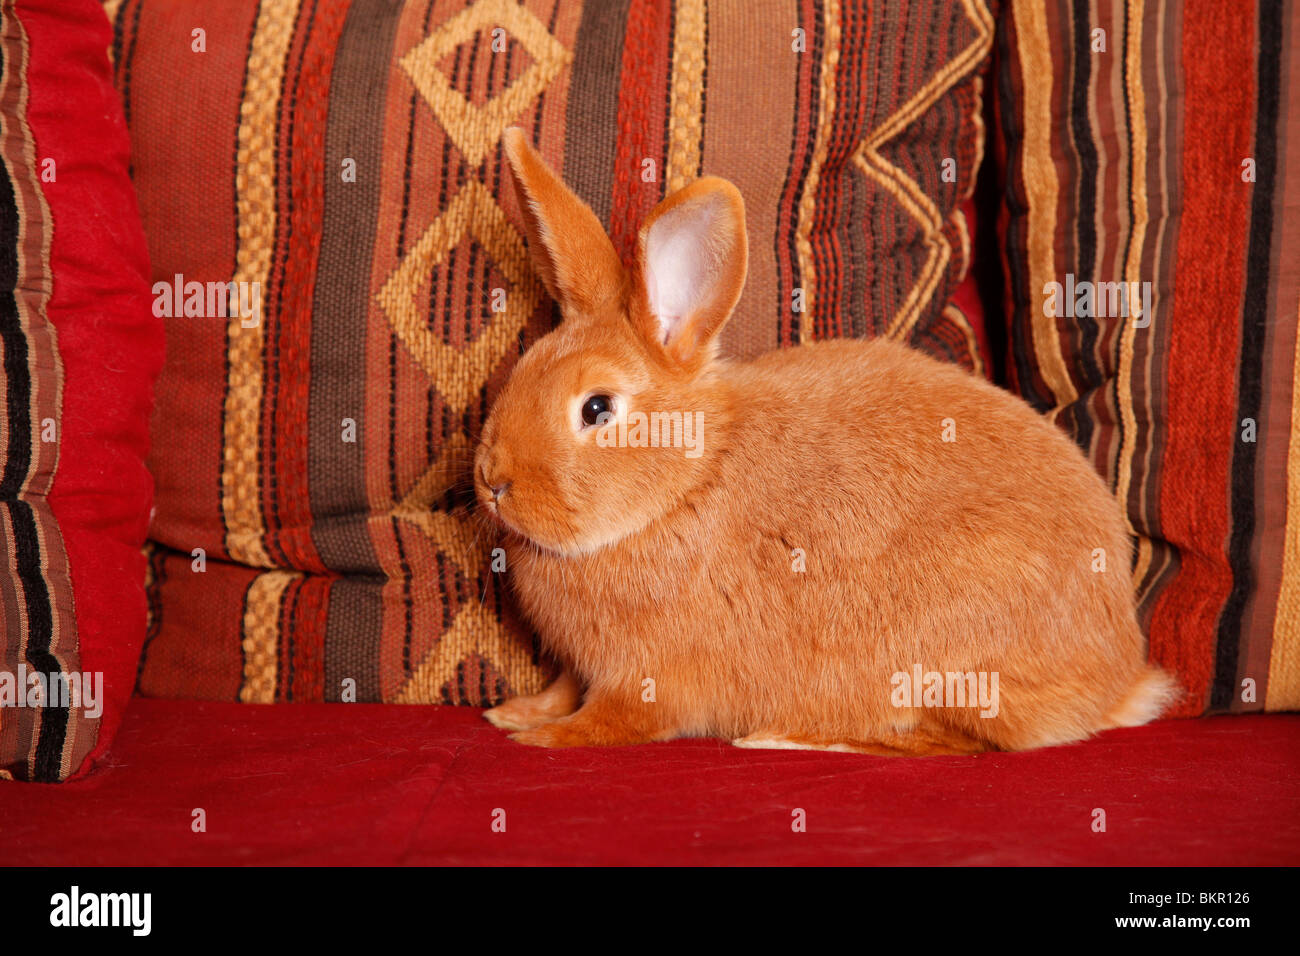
[
  {"left": 0, "top": 0, "right": 161, "bottom": 781},
  {"left": 992, "top": 0, "right": 1300, "bottom": 715},
  {"left": 3, "top": 701, "right": 1295, "bottom": 864},
  {"left": 112, "top": 0, "right": 995, "bottom": 708}
]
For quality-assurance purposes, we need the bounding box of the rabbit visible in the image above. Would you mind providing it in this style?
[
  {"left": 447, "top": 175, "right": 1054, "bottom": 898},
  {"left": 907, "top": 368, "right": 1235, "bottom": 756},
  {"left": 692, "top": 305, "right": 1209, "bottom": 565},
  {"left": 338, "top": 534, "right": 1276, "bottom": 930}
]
[{"left": 474, "top": 127, "right": 1178, "bottom": 755}]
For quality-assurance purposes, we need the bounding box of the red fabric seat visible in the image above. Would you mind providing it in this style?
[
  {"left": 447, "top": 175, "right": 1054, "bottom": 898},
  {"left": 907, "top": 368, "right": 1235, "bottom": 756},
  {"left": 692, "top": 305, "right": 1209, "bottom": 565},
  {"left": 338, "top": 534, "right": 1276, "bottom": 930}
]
[{"left": 3, "top": 699, "right": 1296, "bottom": 865}]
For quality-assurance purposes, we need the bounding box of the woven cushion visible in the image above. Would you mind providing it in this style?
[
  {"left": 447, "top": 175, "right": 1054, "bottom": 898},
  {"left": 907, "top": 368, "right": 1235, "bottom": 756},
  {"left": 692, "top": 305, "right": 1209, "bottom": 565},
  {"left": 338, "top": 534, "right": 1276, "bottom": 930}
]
[
  {"left": 117, "top": 0, "right": 994, "bottom": 704},
  {"left": 0, "top": 0, "right": 161, "bottom": 780},
  {"left": 994, "top": 0, "right": 1300, "bottom": 714}
]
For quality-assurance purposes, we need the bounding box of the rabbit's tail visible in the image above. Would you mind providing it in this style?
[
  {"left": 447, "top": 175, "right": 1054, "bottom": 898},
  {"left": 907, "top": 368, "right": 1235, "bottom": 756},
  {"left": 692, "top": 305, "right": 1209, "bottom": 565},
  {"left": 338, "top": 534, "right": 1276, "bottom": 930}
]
[{"left": 1103, "top": 666, "right": 1181, "bottom": 729}]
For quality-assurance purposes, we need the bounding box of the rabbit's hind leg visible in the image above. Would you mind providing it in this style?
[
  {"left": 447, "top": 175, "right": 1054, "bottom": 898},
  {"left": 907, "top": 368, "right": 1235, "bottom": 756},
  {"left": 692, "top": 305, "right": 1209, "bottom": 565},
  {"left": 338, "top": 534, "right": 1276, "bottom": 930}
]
[{"left": 732, "top": 725, "right": 989, "bottom": 757}]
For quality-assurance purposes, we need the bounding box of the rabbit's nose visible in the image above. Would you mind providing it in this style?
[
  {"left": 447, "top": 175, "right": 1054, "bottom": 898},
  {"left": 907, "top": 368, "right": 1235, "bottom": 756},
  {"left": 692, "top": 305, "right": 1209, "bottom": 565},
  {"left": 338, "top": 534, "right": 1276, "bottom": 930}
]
[{"left": 477, "top": 458, "right": 511, "bottom": 502}]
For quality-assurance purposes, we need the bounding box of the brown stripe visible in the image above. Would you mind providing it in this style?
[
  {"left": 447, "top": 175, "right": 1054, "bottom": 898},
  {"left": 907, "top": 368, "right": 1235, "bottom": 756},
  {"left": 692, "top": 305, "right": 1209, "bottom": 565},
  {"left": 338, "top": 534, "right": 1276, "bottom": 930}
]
[
  {"left": 1132, "top": 0, "right": 1184, "bottom": 620},
  {"left": 562, "top": 0, "right": 631, "bottom": 229},
  {"left": 310, "top": 0, "right": 408, "bottom": 701},
  {"left": 704, "top": 1, "right": 799, "bottom": 360},
  {"left": 1011, "top": 0, "right": 1074, "bottom": 413}
]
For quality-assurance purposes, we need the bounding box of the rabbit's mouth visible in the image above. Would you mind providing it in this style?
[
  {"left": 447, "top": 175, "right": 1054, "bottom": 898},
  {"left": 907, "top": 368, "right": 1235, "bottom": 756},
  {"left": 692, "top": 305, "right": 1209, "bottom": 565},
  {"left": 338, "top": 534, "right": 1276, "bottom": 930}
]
[
  {"left": 481, "top": 494, "right": 520, "bottom": 536},
  {"left": 484, "top": 499, "right": 575, "bottom": 557},
  {"left": 481, "top": 492, "right": 617, "bottom": 559},
  {"left": 475, "top": 474, "right": 518, "bottom": 532},
  {"left": 474, "top": 458, "right": 639, "bottom": 557},
  {"left": 475, "top": 477, "right": 556, "bottom": 551}
]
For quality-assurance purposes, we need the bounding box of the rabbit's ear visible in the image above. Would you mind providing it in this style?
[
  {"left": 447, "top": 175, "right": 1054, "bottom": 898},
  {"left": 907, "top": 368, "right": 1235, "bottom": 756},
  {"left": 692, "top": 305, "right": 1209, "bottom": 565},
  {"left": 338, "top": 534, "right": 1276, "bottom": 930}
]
[
  {"left": 503, "top": 127, "right": 626, "bottom": 317},
  {"left": 632, "top": 177, "right": 747, "bottom": 368}
]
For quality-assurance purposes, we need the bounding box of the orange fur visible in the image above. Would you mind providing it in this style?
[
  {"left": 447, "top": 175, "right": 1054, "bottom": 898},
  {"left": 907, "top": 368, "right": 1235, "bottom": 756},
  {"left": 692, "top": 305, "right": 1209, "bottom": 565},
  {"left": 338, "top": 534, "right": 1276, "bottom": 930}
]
[{"left": 476, "top": 129, "right": 1178, "bottom": 755}]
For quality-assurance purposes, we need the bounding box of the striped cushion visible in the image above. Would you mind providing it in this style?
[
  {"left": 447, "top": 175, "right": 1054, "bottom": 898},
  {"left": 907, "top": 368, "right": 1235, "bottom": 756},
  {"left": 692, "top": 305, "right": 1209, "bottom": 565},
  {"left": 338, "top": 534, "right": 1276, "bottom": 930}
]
[
  {"left": 114, "top": 0, "right": 994, "bottom": 704},
  {"left": 994, "top": 0, "right": 1299, "bottom": 714},
  {"left": 0, "top": 0, "right": 161, "bottom": 780}
]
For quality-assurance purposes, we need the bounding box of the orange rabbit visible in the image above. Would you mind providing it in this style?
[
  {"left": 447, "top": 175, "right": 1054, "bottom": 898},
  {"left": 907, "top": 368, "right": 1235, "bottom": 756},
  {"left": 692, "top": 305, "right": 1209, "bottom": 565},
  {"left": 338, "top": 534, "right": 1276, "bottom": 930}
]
[{"left": 475, "top": 128, "right": 1176, "bottom": 755}]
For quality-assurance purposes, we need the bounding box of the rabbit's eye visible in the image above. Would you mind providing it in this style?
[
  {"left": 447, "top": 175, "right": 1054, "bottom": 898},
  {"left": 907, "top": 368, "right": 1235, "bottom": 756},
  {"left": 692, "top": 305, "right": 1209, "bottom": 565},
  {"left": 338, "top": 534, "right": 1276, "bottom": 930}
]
[{"left": 581, "top": 394, "right": 614, "bottom": 427}]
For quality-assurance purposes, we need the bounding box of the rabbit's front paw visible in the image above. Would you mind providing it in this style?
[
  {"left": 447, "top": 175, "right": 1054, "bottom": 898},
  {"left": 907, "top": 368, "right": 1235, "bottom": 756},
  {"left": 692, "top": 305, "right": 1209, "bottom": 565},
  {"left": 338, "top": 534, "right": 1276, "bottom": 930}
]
[
  {"left": 506, "top": 698, "right": 662, "bottom": 748},
  {"left": 483, "top": 670, "right": 582, "bottom": 731}
]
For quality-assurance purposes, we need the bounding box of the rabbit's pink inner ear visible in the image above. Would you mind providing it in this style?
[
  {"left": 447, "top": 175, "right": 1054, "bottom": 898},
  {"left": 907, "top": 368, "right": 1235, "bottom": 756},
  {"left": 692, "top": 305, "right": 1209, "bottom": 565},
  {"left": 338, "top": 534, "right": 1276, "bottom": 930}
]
[
  {"left": 637, "top": 178, "right": 747, "bottom": 366},
  {"left": 644, "top": 204, "right": 718, "bottom": 343}
]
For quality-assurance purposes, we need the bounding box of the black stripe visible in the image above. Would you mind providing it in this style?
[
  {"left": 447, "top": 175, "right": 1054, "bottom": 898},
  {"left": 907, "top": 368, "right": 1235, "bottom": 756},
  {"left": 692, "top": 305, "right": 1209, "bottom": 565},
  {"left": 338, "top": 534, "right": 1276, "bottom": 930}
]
[
  {"left": 118, "top": 0, "right": 144, "bottom": 177},
  {"left": 109, "top": 0, "right": 127, "bottom": 92},
  {"left": 529, "top": 0, "right": 559, "bottom": 158},
  {"left": 972, "top": 59, "right": 1006, "bottom": 384},
  {"left": 824, "top": 0, "right": 864, "bottom": 341},
  {"left": 395, "top": 516, "right": 414, "bottom": 680},
  {"left": 0, "top": 109, "right": 31, "bottom": 500},
  {"left": 844, "top": 0, "right": 867, "bottom": 338},
  {"left": 774, "top": 0, "right": 814, "bottom": 347},
  {"left": 697, "top": 3, "right": 707, "bottom": 180},
  {"left": 994, "top": 13, "right": 1043, "bottom": 406},
  {"left": 661, "top": 0, "right": 676, "bottom": 200},
  {"left": 1068, "top": 0, "right": 1098, "bottom": 451},
  {"left": 9, "top": 503, "right": 67, "bottom": 781},
  {"left": 135, "top": 544, "right": 168, "bottom": 691},
  {"left": 1211, "top": 4, "right": 1282, "bottom": 711}
]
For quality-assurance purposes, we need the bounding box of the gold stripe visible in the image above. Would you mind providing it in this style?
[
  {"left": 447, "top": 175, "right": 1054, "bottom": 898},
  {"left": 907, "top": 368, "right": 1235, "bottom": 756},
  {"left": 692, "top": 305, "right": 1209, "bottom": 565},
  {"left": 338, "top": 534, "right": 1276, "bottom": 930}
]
[
  {"left": 141, "top": 541, "right": 158, "bottom": 645},
  {"left": 794, "top": 0, "right": 841, "bottom": 344},
  {"left": 376, "top": 180, "right": 541, "bottom": 414},
  {"left": 870, "top": 157, "right": 950, "bottom": 339},
  {"left": 956, "top": 172, "right": 973, "bottom": 280},
  {"left": 398, "top": 0, "right": 572, "bottom": 168},
  {"left": 1132, "top": 535, "right": 1154, "bottom": 600},
  {"left": 1268, "top": 291, "right": 1300, "bottom": 711},
  {"left": 665, "top": 0, "right": 707, "bottom": 192},
  {"left": 942, "top": 303, "right": 984, "bottom": 379},
  {"left": 395, "top": 601, "right": 545, "bottom": 702},
  {"left": 239, "top": 570, "right": 299, "bottom": 703},
  {"left": 1012, "top": 0, "right": 1074, "bottom": 411},
  {"left": 103, "top": 0, "right": 125, "bottom": 30},
  {"left": 222, "top": 0, "right": 300, "bottom": 568},
  {"left": 1115, "top": 0, "right": 1149, "bottom": 542}
]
